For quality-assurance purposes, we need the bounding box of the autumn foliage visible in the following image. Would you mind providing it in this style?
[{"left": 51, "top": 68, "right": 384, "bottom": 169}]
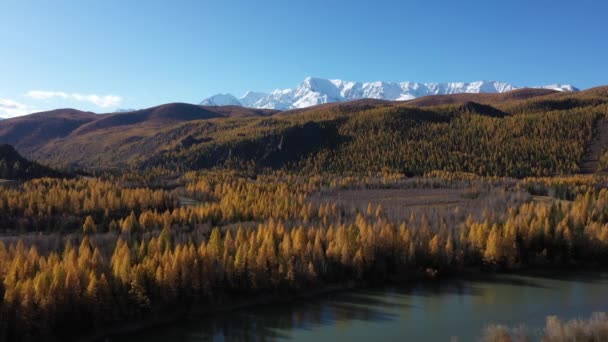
[{"left": 2, "top": 171, "right": 608, "bottom": 340}]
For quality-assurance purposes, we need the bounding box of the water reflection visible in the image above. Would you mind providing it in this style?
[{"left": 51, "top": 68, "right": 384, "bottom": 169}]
[{"left": 110, "top": 272, "right": 608, "bottom": 342}]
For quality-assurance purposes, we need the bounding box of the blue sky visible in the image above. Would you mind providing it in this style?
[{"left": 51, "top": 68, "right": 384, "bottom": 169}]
[{"left": 0, "top": 0, "right": 606, "bottom": 117}]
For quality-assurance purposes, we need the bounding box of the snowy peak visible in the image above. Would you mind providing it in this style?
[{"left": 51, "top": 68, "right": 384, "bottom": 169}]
[
  {"left": 292, "top": 77, "right": 344, "bottom": 108},
  {"left": 239, "top": 91, "right": 267, "bottom": 107},
  {"left": 538, "top": 84, "right": 580, "bottom": 92},
  {"left": 200, "top": 93, "right": 241, "bottom": 106},
  {"left": 200, "top": 77, "right": 578, "bottom": 110}
]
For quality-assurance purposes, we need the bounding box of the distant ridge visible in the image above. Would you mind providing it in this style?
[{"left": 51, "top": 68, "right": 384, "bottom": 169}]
[
  {"left": 201, "top": 77, "right": 579, "bottom": 110},
  {"left": 0, "top": 109, "right": 98, "bottom": 148}
]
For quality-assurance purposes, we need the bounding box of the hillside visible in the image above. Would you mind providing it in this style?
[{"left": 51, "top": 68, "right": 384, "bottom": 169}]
[
  {"left": 140, "top": 86, "right": 608, "bottom": 177},
  {"left": 0, "top": 108, "right": 98, "bottom": 150},
  {"left": 0, "top": 144, "right": 64, "bottom": 179},
  {"left": 72, "top": 103, "right": 277, "bottom": 136},
  {"left": 71, "top": 103, "right": 226, "bottom": 135},
  {"left": 0, "top": 104, "right": 278, "bottom": 168},
  {"left": 580, "top": 118, "right": 608, "bottom": 173},
  {"left": 402, "top": 88, "right": 560, "bottom": 107},
  {"left": 1, "top": 87, "right": 607, "bottom": 177}
]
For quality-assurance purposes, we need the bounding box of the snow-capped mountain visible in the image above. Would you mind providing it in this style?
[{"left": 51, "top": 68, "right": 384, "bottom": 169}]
[
  {"left": 200, "top": 94, "right": 241, "bottom": 106},
  {"left": 200, "top": 77, "right": 578, "bottom": 110},
  {"left": 537, "top": 84, "right": 578, "bottom": 92}
]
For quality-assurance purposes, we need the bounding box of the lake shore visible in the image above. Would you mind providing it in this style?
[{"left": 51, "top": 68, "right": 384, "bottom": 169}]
[
  {"left": 78, "top": 281, "right": 362, "bottom": 342},
  {"left": 78, "top": 266, "right": 608, "bottom": 342}
]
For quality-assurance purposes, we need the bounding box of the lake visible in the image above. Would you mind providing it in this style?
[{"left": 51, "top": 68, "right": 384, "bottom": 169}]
[{"left": 110, "top": 271, "right": 608, "bottom": 341}]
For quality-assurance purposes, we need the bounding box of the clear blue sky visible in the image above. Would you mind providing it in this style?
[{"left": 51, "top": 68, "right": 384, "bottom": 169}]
[{"left": 0, "top": 0, "right": 607, "bottom": 117}]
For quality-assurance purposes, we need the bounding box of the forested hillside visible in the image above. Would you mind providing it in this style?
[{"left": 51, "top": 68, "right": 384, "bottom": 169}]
[
  {"left": 145, "top": 87, "right": 608, "bottom": 177},
  {"left": 0, "top": 144, "right": 65, "bottom": 180},
  {"left": 1, "top": 87, "right": 606, "bottom": 177}
]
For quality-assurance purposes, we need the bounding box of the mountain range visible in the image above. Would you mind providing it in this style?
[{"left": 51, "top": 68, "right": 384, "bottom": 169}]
[
  {"left": 0, "top": 85, "right": 605, "bottom": 173},
  {"left": 200, "top": 77, "right": 579, "bottom": 110}
]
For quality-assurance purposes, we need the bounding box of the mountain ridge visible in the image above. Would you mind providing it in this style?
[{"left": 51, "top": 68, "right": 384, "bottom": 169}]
[
  {"left": 0, "top": 85, "right": 605, "bottom": 172},
  {"left": 201, "top": 77, "right": 579, "bottom": 110}
]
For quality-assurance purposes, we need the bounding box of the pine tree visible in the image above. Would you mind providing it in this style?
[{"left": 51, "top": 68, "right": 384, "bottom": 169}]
[
  {"left": 484, "top": 224, "right": 503, "bottom": 264},
  {"left": 82, "top": 215, "right": 96, "bottom": 234}
]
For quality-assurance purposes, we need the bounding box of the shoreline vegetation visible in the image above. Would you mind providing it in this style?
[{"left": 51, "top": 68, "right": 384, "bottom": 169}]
[
  {"left": 483, "top": 312, "right": 608, "bottom": 342},
  {"left": 82, "top": 281, "right": 360, "bottom": 342}
]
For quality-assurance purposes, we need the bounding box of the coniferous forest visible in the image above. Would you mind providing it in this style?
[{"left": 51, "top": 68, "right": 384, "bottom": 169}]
[
  {"left": 1, "top": 88, "right": 608, "bottom": 340},
  {"left": 3, "top": 1, "right": 608, "bottom": 340}
]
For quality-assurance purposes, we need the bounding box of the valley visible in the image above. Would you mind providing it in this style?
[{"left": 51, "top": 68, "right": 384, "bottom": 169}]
[
  {"left": 3, "top": 2, "right": 608, "bottom": 341},
  {"left": 1, "top": 88, "right": 608, "bottom": 341}
]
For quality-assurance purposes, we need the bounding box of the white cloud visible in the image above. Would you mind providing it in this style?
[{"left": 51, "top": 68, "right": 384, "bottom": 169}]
[
  {"left": 0, "top": 99, "right": 36, "bottom": 118},
  {"left": 26, "top": 90, "right": 122, "bottom": 108},
  {"left": 71, "top": 94, "right": 122, "bottom": 108}
]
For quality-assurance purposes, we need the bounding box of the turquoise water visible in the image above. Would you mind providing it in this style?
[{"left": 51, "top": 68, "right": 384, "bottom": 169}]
[{"left": 111, "top": 272, "right": 608, "bottom": 341}]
